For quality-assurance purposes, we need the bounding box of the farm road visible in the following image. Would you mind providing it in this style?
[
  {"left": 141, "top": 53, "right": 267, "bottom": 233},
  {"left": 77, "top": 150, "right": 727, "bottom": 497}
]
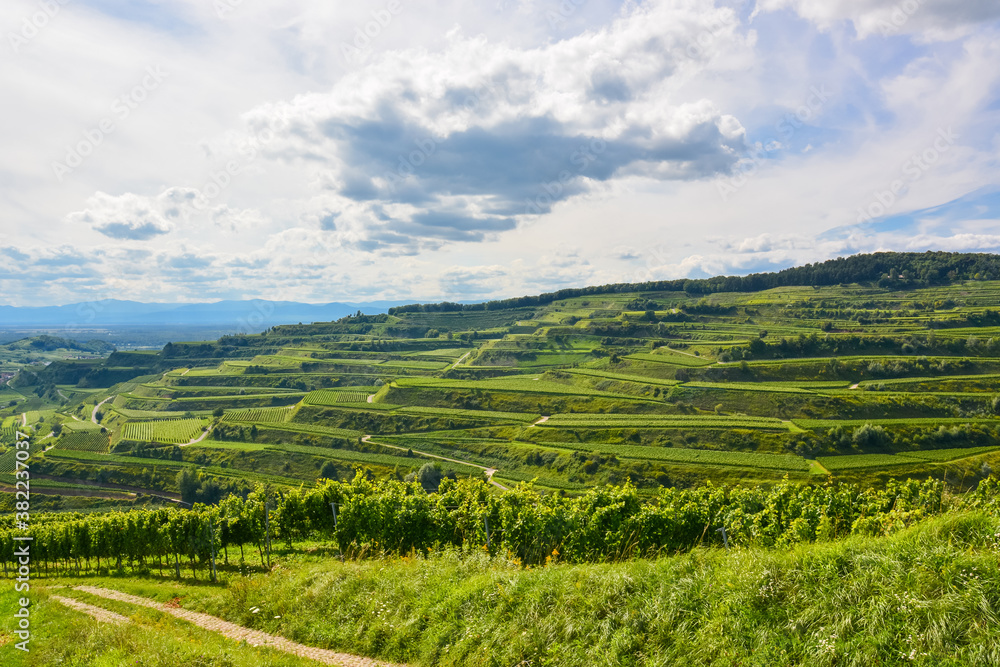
[
  {"left": 72, "top": 586, "right": 406, "bottom": 667},
  {"left": 51, "top": 594, "right": 132, "bottom": 625},
  {"left": 451, "top": 351, "right": 471, "bottom": 369},
  {"left": 92, "top": 396, "right": 115, "bottom": 424},
  {"left": 361, "top": 435, "right": 509, "bottom": 490}
]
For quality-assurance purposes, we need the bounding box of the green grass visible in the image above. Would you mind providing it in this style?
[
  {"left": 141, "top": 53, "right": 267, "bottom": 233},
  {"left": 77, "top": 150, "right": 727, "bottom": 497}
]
[
  {"left": 397, "top": 376, "right": 650, "bottom": 399},
  {"left": 816, "top": 453, "right": 923, "bottom": 470},
  {"left": 541, "top": 413, "right": 790, "bottom": 430},
  {"left": 0, "top": 586, "right": 319, "bottom": 667},
  {"left": 273, "top": 441, "right": 479, "bottom": 473},
  {"left": 681, "top": 381, "right": 814, "bottom": 394},
  {"left": 566, "top": 368, "right": 681, "bottom": 386},
  {"left": 902, "top": 446, "right": 1000, "bottom": 462},
  {"left": 78, "top": 511, "right": 1000, "bottom": 666},
  {"left": 255, "top": 422, "right": 361, "bottom": 439},
  {"left": 795, "top": 418, "right": 1000, "bottom": 430},
  {"left": 396, "top": 406, "right": 540, "bottom": 423},
  {"left": 625, "top": 351, "right": 715, "bottom": 367},
  {"left": 61, "top": 420, "right": 103, "bottom": 432},
  {"left": 536, "top": 441, "right": 809, "bottom": 471}
]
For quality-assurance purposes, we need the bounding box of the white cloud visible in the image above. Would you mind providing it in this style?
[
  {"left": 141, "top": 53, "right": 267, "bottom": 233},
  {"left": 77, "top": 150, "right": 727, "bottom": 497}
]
[
  {"left": 232, "top": 0, "right": 752, "bottom": 253},
  {"left": 755, "top": 0, "right": 1000, "bottom": 40},
  {"left": 1, "top": 0, "right": 998, "bottom": 306}
]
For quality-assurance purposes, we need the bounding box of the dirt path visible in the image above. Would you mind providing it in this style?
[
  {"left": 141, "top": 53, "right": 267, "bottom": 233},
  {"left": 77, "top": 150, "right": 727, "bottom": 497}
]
[
  {"left": 849, "top": 383, "right": 860, "bottom": 390},
  {"left": 92, "top": 396, "right": 115, "bottom": 424},
  {"left": 180, "top": 427, "right": 212, "bottom": 447},
  {"left": 367, "top": 394, "right": 374, "bottom": 403},
  {"left": 21, "top": 412, "right": 27, "bottom": 427},
  {"left": 51, "top": 594, "right": 132, "bottom": 624},
  {"left": 451, "top": 351, "right": 471, "bottom": 369},
  {"left": 56, "top": 388, "right": 69, "bottom": 401},
  {"left": 362, "top": 435, "right": 507, "bottom": 488},
  {"left": 73, "top": 586, "right": 405, "bottom": 667},
  {"left": 483, "top": 468, "right": 508, "bottom": 491},
  {"left": 528, "top": 415, "right": 549, "bottom": 427}
]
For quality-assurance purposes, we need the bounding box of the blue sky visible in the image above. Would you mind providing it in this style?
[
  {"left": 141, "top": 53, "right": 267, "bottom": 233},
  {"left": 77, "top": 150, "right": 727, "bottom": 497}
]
[{"left": 1, "top": 0, "right": 999, "bottom": 306}]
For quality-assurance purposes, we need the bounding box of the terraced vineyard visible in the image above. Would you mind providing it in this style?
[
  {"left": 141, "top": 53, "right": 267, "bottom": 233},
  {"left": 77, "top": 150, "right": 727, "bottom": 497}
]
[
  {"left": 303, "top": 389, "right": 373, "bottom": 405},
  {"left": 546, "top": 442, "right": 811, "bottom": 471},
  {"left": 9, "top": 205, "right": 1000, "bottom": 667},
  {"left": 55, "top": 430, "right": 110, "bottom": 452},
  {"left": 0, "top": 428, "right": 18, "bottom": 447},
  {"left": 119, "top": 418, "right": 205, "bottom": 444},
  {"left": 903, "top": 446, "right": 1000, "bottom": 462},
  {"left": 625, "top": 351, "right": 715, "bottom": 367},
  {"left": 11, "top": 252, "right": 1000, "bottom": 503},
  {"left": 541, "top": 414, "right": 790, "bottom": 430},
  {"left": 817, "top": 453, "right": 921, "bottom": 470},
  {"left": 397, "top": 406, "right": 540, "bottom": 423},
  {"left": 221, "top": 406, "right": 296, "bottom": 423}
]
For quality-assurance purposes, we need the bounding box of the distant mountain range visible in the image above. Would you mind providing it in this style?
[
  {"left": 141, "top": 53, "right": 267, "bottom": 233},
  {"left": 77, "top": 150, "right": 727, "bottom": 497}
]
[{"left": 0, "top": 299, "right": 404, "bottom": 327}]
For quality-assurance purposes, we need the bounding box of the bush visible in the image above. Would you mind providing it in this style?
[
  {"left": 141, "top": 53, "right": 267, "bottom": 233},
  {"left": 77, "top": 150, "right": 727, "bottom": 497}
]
[
  {"left": 852, "top": 423, "right": 890, "bottom": 449},
  {"left": 417, "top": 462, "right": 443, "bottom": 492},
  {"left": 319, "top": 460, "right": 339, "bottom": 480}
]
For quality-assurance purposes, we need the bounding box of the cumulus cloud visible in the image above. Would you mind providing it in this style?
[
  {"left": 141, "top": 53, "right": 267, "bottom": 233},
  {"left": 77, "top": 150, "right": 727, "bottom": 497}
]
[
  {"left": 236, "top": 0, "right": 751, "bottom": 253},
  {"left": 3, "top": 0, "right": 999, "bottom": 307},
  {"left": 64, "top": 189, "right": 267, "bottom": 241},
  {"left": 67, "top": 192, "right": 174, "bottom": 240}
]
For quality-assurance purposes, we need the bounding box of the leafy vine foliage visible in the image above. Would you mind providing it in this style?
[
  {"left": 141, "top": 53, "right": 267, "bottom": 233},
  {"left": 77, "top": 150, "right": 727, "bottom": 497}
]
[{"left": 0, "top": 474, "right": 971, "bottom": 577}]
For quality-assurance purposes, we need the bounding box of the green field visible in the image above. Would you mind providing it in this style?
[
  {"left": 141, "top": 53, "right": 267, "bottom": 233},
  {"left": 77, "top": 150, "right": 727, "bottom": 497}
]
[
  {"left": 119, "top": 418, "right": 205, "bottom": 444},
  {"left": 397, "top": 406, "right": 540, "bottom": 423},
  {"left": 54, "top": 429, "right": 110, "bottom": 453},
  {"left": 817, "top": 453, "right": 922, "bottom": 470},
  {"left": 303, "top": 389, "right": 373, "bottom": 405},
  {"left": 541, "top": 413, "right": 789, "bottom": 430},
  {"left": 222, "top": 406, "right": 296, "bottom": 423},
  {"left": 625, "top": 351, "right": 715, "bottom": 367}
]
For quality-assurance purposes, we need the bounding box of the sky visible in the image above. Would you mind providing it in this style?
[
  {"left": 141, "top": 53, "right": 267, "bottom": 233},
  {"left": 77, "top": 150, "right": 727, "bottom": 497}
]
[{"left": 1, "top": 0, "right": 999, "bottom": 307}]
